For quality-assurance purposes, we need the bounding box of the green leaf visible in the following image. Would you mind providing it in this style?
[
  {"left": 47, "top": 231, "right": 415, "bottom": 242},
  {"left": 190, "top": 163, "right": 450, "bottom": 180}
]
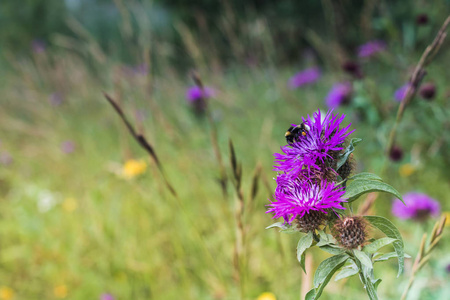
[
  {"left": 313, "top": 254, "right": 349, "bottom": 299},
  {"left": 348, "top": 172, "right": 383, "bottom": 182},
  {"left": 344, "top": 179, "right": 403, "bottom": 203},
  {"left": 297, "top": 232, "right": 314, "bottom": 273},
  {"left": 354, "top": 249, "right": 373, "bottom": 270},
  {"left": 364, "top": 216, "right": 405, "bottom": 277},
  {"left": 336, "top": 138, "right": 362, "bottom": 170},
  {"left": 363, "top": 237, "right": 398, "bottom": 254},
  {"left": 374, "top": 252, "right": 411, "bottom": 262},
  {"left": 305, "top": 289, "right": 316, "bottom": 300},
  {"left": 335, "top": 260, "right": 359, "bottom": 281},
  {"left": 316, "top": 230, "right": 336, "bottom": 246},
  {"left": 265, "top": 222, "right": 287, "bottom": 230},
  {"left": 265, "top": 222, "right": 298, "bottom": 233},
  {"left": 319, "top": 245, "right": 344, "bottom": 255}
]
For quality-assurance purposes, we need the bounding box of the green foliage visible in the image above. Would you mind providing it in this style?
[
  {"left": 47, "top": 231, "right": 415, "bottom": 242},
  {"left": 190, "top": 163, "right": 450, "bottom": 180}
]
[
  {"left": 344, "top": 178, "right": 403, "bottom": 203},
  {"left": 297, "top": 232, "right": 314, "bottom": 272},
  {"left": 364, "top": 216, "right": 405, "bottom": 277}
]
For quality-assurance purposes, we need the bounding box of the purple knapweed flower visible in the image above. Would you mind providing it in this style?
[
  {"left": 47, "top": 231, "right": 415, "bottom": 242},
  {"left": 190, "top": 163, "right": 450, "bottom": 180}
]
[
  {"left": 61, "top": 141, "right": 75, "bottom": 154},
  {"left": 392, "top": 192, "right": 440, "bottom": 221},
  {"left": 358, "top": 40, "right": 386, "bottom": 58},
  {"left": 32, "top": 39, "right": 46, "bottom": 54},
  {"left": 325, "top": 82, "right": 352, "bottom": 108},
  {"left": 267, "top": 177, "right": 346, "bottom": 223},
  {"left": 288, "top": 67, "right": 321, "bottom": 89},
  {"left": 394, "top": 84, "right": 411, "bottom": 102},
  {"left": 274, "top": 110, "right": 353, "bottom": 177},
  {"left": 100, "top": 293, "right": 115, "bottom": 300},
  {"left": 186, "top": 86, "right": 215, "bottom": 102}
]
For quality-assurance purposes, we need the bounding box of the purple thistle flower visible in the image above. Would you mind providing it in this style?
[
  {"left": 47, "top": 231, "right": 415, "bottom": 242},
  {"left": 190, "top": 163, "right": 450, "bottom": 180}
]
[
  {"left": 185, "top": 86, "right": 215, "bottom": 102},
  {"left": 392, "top": 192, "right": 440, "bottom": 221},
  {"left": 267, "top": 177, "right": 346, "bottom": 223},
  {"left": 325, "top": 82, "right": 352, "bottom": 108},
  {"left": 288, "top": 67, "right": 321, "bottom": 89},
  {"left": 394, "top": 84, "right": 411, "bottom": 102},
  {"left": 358, "top": 40, "right": 386, "bottom": 58},
  {"left": 274, "top": 110, "right": 353, "bottom": 177},
  {"left": 100, "top": 293, "right": 115, "bottom": 300}
]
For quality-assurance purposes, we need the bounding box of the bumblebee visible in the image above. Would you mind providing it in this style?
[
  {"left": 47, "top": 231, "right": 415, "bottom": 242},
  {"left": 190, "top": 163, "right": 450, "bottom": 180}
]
[{"left": 285, "top": 123, "right": 310, "bottom": 144}]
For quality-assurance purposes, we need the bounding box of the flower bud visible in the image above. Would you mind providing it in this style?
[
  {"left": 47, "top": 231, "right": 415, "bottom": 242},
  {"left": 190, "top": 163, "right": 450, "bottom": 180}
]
[
  {"left": 389, "top": 145, "right": 403, "bottom": 162},
  {"left": 333, "top": 216, "right": 367, "bottom": 249},
  {"left": 419, "top": 83, "right": 436, "bottom": 100},
  {"left": 295, "top": 211, "right": 328, "bottom": 233}
]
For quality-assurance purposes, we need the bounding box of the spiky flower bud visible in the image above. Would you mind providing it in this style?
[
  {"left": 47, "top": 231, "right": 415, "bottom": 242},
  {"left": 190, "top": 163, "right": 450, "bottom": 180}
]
[
  {"left": 333, "top": 216, "right": 367, "bottom": 249},
  {"left": 295, "top": 211, "right": 327, "bottom": 233}
]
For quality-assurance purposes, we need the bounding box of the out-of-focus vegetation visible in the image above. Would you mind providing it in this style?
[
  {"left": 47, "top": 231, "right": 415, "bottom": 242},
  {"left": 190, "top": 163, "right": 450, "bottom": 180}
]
[{"left": 0, "top": 1, "right": 449, "bottom": 299}]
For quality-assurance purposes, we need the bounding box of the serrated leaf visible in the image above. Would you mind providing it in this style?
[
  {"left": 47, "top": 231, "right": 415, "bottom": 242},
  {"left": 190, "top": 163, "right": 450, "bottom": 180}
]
[
  {"left": 348, "top": 172, "right": 383, "bottom": 182},
  {"left": 313, "top": 254, "right": 349, "bottom": 299},
  {"left": 344, "top": 179, "right": 403, "bottom": 203},
  {"left": 354, "top": 249, "right": 373, "bottom": 270},
  {"left": 335, "top": 260, "right": 359, "bottom": 281},
  {"left": 336, "top": 138, "right": 362, "bottom": 170},
  {"left": 363, "top": 237, "right": 398, "bottom": 254},
  {"left": 319, "top": 245, "right": 344, "bottom": 255},
  {"left": 364, "top": 216, "right": 405, "bottom": 277},
  {"left": 297, "top": 232, "right": 314, "bottom": 273}
]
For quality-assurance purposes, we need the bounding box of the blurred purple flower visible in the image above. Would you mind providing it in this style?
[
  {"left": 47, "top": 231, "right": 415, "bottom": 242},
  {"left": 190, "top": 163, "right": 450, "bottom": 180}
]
[
  {"left": 49, "top": 92, "right": 64, "bottom": 106},
  {"left": 100, "top": 293, "right": 115, "bottom": 300},
  {"left": 325, "top": 82, "right": 352, "bottom": 108},
  {"left": 185, "top": 86, "right": 215, "bottom": 102},
  {"left": 133, "top": 63, "right": 148, "bottom": 76},
  {"left": 394, "top": 84, "right": 411, "bottom": 102},
  {"left": 288, "top": 67, "right": 321, "bottom": 89},
  {"left": 446, "top": 264, "right": 450, "bottom": 273},
  {"left": 358, "top": 40, "right": 386, "bottom": 58},
  {"left": 419, "top": 83, "right": 436, "bottom": 100},
  {"left": 416, "top": 14, "right": 429, "bottom": 25},
  {"left": 0, "top": 152, "right": 13, "bottom": 166},
  {"left": 32, "top": 39, "right": 46, "bottom": 54},
  {"left": 61, "top": 141, "right": 76, "bottom": 154},
  {"left": 342, "top": 61, "right": 363, "bottom": 79},
  {"left": 392, "top": 192, "right": 440, "bottom": 221}
]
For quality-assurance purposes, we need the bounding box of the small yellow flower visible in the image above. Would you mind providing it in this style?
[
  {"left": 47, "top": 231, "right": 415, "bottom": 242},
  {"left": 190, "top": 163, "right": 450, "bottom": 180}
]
[
  {"left": 257, "top": 292, "right": 277, "bottom": 300},
  {"left": 122, "top": 159, "right": 147, "bottom": 179},
  {"left": 53, "top": 285, "right": 68, "bottom": 299},
  {"left": 62, "top": 197, "right": 78, "bottom": 212},
  {"left": 0, "top": 287, "right": 14, "bottom": 300},
  {"left": 399, "top": 163, "right": 415, "bottom": 177}
]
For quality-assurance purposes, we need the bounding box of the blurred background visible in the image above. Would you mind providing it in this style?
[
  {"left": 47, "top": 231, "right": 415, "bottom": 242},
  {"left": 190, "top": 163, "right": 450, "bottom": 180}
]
[{"left": 0, "top": 0, "right": 449, "bottom": 299}]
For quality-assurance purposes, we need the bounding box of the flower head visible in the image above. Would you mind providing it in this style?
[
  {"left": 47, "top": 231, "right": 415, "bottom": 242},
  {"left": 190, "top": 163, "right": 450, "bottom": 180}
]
[
  {"left": 267, "top": 177, "right": 345, "bottom": 223},
  {"left": 257, "top": 292, "right": 277, "bottom": 300},
  {"left": 185, "top": 86, "right": 215, "bottom": 102},
  {"left": 274, "top": 110, "right": 353, "bottom": 177},
  {"left": 325, "top": 82, "right": 352, "bottom": 108},
  {"left": 358, "top": 40, "right": 386, "bottom": 58},
  {"left": 392, "top": 192, "right": 440, "bottom": 221},
  {"left": 0, "top": 287, "right": 14, "bottom": 300},
  {"left": 288, "top": 67, "right": 321, "bottom": 89},
  {"left": 394, "top": 84, "right": 410, "bottom": 102}
]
